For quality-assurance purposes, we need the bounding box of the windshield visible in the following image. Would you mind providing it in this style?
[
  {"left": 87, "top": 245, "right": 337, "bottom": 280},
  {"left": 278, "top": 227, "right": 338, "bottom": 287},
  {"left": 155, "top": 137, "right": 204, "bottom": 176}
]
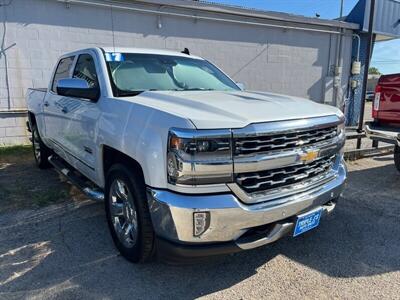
[{"left": 104, "top": 53, "right": 240, "bottom": 97}]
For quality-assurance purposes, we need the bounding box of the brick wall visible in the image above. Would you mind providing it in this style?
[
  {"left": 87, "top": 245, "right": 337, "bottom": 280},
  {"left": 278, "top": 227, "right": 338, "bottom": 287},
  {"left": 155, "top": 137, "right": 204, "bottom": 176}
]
[{"left": 0, "top": 0, "right": 354, "bottom": 145}]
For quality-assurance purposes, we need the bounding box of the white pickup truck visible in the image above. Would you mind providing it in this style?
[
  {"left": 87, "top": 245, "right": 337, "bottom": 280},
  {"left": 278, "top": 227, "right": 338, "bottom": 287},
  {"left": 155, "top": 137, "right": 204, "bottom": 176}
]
[{"left": 26, "top": 47, "right": 346, "bottom": 263}]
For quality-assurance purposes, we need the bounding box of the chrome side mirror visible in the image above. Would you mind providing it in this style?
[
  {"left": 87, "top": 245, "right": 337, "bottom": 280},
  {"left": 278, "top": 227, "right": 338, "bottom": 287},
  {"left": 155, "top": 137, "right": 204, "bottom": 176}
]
[{"left": 56, "top": 78, "right": 100, "bottom": 101}]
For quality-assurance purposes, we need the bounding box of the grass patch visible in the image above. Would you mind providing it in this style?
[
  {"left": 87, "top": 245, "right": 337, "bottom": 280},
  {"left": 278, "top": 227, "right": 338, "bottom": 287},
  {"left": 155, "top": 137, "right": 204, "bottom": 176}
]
[
  {"left": 0, "top": 178, "right": 70, "bottom": 212},
  {"left": 0, "top": 144, "right": 32, "bottom": 163},
  {"left": 31, "top": 190, "right": 69, "bottom": 207},
  {"left": 0, "top": 144, "right": 72, "bottom": 212}
]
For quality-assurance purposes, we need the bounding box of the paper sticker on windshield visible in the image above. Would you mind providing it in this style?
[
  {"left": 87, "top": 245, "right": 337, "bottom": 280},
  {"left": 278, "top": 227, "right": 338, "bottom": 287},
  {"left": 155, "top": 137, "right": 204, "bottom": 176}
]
[{"left": 105, "top": 52, "right": 125, "bottom": 62}]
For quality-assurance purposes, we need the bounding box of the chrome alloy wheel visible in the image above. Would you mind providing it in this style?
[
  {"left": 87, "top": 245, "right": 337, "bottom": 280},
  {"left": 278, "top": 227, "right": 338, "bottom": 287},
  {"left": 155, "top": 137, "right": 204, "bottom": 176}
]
[
  {"left": 109, "top": 179, "right": 139, "bottom": 248},
  {"left": 32, "top": 129, "right": 41, "bottom": 163}
]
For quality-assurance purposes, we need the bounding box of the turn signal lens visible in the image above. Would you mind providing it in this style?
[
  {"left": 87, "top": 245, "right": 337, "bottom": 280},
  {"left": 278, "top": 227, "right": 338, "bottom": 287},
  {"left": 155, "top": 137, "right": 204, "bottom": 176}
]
[
  {"left": 169, "top": 136, "right": 182, "bottom": 150},
  {"left": 373, "top": 85, "right": 382, "bottom": 118}
]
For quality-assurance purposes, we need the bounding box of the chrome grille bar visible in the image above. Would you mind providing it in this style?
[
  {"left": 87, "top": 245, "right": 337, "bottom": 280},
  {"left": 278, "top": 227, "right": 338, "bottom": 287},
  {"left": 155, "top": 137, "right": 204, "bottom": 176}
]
[
  {"left": 235, "top": 126, "right": 337, "bottom": 155},
  {"left": 236, "top": 155, "right": 336, "bottom": 193},
  {"left": 229, "top": 115, "right": 344, "bottom": 204}
]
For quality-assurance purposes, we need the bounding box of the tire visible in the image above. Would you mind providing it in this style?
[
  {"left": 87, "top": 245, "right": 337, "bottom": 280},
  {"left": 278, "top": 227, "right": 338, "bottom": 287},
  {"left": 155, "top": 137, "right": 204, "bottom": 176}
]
[
  {"left": 394, "top": 146, "right": 400, "bottom": 172},
  {"left": 32, "top": 125, "right": 52, "bottom": 169},
  {"left": 105, "top": 164, "right": 155, "bottom": 263}
]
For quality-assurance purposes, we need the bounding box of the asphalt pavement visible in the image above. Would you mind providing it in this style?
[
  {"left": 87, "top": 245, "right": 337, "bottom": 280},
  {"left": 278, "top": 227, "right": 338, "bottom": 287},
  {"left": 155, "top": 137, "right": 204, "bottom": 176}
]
[{"left": 0, "top": 155, "right": 399, "bottom": 299}]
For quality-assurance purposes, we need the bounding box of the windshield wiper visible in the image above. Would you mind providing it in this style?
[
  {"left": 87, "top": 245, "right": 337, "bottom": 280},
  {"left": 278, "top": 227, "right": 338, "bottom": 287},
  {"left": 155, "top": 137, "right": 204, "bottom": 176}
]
[
  {"left": 117, "top": 90, "right": 144, "bottom": 97},
  {"left": 182, "top": 88, "right": 215, "bottom": 91}
]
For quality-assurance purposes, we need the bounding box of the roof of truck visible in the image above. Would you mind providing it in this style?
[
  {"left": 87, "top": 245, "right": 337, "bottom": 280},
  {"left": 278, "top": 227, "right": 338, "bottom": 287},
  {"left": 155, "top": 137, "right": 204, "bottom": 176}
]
[
  {"left": 101, "top": 47, "right": 204, "bottom": 60},
  {"left": 59, "top": 47, "right": 205, "bottom": 60}
]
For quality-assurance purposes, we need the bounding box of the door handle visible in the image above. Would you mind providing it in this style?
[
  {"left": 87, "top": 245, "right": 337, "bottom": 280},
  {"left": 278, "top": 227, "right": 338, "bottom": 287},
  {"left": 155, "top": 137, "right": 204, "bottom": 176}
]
[
  {"left": 43, "top": 101, "right": 50, "bottom": 107},
  {"left": 61, "top": 107, "right": 68, "bottom": 114}
]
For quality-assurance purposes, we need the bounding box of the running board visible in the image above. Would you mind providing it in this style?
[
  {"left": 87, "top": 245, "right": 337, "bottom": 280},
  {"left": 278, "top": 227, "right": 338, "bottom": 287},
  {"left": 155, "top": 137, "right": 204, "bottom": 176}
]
[{"left": 48, "top": 155, "right": 104, "bottom": 201}]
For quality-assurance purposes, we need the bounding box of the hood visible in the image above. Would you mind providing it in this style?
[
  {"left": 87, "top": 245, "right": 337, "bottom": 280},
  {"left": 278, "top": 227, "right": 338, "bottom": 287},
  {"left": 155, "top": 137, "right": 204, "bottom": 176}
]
[{"left": 124, "top": 90, "right": 342, "bottom": 129}]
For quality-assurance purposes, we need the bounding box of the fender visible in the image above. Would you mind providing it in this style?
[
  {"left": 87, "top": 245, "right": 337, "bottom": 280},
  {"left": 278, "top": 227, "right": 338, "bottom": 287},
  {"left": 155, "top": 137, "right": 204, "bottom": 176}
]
[{"left": 95, "top": 97, "right": 194, "bottom": 188}]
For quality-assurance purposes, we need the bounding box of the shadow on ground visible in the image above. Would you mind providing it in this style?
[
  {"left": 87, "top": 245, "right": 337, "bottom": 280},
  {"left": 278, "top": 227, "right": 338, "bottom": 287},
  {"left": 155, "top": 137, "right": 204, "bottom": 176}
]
[{"left": 0, "top": 157, "right": 399, "bottom": 299}]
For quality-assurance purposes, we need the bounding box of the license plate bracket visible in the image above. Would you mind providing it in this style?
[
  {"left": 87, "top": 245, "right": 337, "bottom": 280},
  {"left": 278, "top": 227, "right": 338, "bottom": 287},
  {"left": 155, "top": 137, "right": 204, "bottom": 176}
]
[{"left": 293, "top": 208, "right": 323, "bottom": 237}]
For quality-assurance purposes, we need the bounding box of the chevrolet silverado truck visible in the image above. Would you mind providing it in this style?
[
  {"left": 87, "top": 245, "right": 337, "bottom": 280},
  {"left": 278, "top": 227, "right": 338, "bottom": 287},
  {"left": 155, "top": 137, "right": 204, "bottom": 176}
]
[
  {"left": 26, "top": 47, "right": 346, "bottom": 263},
  {"left": 366, "top": 73, "right": 400, "bottom": 171}
]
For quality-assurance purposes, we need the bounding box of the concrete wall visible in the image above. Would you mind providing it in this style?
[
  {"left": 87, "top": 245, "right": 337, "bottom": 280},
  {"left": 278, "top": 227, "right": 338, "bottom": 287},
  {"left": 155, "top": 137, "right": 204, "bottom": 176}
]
[{"left": 0, "top": 0, "right": 354, "bottom": 145}]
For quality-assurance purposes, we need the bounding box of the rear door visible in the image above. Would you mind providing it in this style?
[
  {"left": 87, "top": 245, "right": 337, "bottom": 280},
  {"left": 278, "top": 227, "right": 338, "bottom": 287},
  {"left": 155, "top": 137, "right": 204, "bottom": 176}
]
[{"left": 376, "top": 74, "right": 400, "bottom": 124}]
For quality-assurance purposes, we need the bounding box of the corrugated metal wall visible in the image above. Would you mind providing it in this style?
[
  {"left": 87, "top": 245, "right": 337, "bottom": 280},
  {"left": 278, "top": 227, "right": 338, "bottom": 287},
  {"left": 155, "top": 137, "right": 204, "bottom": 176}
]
[{"left": 365, "top": 0, "right": 400, "bottom": 38}]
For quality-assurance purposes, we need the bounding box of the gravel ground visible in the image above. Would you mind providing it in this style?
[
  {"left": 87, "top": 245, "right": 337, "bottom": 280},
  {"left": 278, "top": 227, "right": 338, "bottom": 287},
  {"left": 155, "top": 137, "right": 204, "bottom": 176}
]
[{"left": 0, "top": 154, "right": 399, "bottom": 299}]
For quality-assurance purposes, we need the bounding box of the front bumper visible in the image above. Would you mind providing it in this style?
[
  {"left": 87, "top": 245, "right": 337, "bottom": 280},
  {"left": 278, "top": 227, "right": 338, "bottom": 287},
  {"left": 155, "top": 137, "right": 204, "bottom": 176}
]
[
  {"left": 365, "top": 122, "right": 400, "bottom": 146},
  {"left": 155, "top": 201, "right": 336, "bottom": 262},
  {"left": 147, "top": 158, "right": 347, "bottom": 256}
]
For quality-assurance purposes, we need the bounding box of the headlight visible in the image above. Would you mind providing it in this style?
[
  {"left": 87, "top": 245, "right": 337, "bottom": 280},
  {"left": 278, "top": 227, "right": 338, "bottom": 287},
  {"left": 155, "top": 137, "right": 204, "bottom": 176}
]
[
  {"left": 337, "top": 121, "right": 345, "bottom": 136},
  {"left": 337, "top": 121, "right": 345, "bottom": 155},
  {"left": 167, "top": 128, "right": 233, "bottom": 185}
]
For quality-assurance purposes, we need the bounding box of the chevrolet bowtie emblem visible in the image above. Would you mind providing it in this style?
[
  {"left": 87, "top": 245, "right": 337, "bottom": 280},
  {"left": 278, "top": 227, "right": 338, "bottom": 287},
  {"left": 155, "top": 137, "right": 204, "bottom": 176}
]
[{"left": 299, "top": 150, "right": 319, "bottom": 163}]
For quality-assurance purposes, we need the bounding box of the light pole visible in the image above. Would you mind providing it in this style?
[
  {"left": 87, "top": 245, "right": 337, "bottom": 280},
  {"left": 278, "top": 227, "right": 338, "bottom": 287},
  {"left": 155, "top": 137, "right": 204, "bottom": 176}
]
[
  {"left": 340, "top": 0, "right": 344, "bottom": 18},
  {"left": 357, "top": 0, "right": 376, "bottom": 149}
]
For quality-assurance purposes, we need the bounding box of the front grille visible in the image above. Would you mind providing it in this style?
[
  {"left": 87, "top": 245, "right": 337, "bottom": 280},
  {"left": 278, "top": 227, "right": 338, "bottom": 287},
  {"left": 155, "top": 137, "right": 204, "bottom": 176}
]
[
  {"left": 234, "top": 126, "right": 337, "bottom": 156},
  {"left": 236, "top": 155, "right": 336, "bottom": 194}
]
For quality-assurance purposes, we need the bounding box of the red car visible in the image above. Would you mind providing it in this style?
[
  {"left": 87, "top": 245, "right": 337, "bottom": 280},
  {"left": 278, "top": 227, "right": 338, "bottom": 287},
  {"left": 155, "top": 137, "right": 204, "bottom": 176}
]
[{"left": 366, "top": 73, "right": 400, "bottom": 170}]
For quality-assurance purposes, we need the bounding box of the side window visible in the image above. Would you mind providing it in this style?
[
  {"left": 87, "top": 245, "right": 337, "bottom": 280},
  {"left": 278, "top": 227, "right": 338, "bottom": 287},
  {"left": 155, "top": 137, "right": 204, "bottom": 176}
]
[
  {"left": 51, "top": 56, "right": 75, "bottom": 92},
  {"left": 73, "top": 54, "right": 99, "bottom": 89}
]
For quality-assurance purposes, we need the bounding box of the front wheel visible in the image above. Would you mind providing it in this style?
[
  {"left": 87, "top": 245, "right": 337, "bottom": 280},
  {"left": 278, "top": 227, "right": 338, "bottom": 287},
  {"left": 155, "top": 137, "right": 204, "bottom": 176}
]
[
  {"left": 32, "top": 125, "right": 52, "bottom": 169},
  {"left": 105, "top": 164, "right": 155, "bottom": 263},
  {"left": 394, "top": 146, "right": 400, "bottom": 172}
]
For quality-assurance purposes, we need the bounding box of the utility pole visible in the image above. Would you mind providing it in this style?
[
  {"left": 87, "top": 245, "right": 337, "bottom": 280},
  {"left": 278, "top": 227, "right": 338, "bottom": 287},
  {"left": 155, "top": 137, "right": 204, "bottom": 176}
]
[
  {"left": 340, "top": 0, "right": 344, "bottom": 18},
  {"left": 357, "top": 0, "right": 376, "bottom": 149}
]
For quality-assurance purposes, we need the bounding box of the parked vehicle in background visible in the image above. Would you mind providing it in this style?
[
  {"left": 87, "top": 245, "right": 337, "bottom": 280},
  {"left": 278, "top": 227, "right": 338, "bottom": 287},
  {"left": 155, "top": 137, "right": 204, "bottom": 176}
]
[
  {"left": 366, "top": 73, "right": 400, "bottom": 171},
  {"left": 366, "top": 91, "right": 375, "bottom": 101},
  {"left": 26, "top": 47, "right": 347, "bottom": 263}
]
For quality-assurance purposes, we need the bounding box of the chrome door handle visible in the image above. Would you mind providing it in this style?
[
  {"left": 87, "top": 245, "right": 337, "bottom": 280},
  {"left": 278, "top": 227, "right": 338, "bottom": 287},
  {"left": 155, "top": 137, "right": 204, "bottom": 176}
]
[
  {"left": 61, "top": 107, "right": 68, "bottom": 113},
  {"left": 43, "top": 101, "right": 50, "bottom": 107}
]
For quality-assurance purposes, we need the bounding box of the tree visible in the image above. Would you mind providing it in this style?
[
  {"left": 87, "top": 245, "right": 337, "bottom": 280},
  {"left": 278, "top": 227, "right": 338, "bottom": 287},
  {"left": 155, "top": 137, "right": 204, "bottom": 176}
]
[{"left": 368, "top": 67, "right": 381, "bottom": 75}]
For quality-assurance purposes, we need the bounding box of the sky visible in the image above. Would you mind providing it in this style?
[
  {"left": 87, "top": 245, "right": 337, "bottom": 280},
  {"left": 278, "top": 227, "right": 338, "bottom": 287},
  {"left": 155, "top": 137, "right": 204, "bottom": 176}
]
[{"left": 209, "top": 0, "right": 400, "bottom": 74}]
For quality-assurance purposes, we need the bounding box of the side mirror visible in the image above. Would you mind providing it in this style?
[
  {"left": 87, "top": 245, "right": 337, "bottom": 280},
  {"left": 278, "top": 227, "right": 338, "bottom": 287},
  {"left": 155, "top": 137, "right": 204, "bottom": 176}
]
[
  {"left": 236, "top": 82, "right": 245, "bottom": 91},
  {"left": 56, "top": 78, "right": 100, "bottom": 101}
]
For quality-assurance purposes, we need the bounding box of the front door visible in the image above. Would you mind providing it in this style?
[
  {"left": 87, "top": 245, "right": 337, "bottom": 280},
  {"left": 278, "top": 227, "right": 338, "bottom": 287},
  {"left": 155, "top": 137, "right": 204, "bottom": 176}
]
[
  {"left": 57, "top": 52, "right": 101, "bottom": 182},
  {"left": 43, "top": 55, "right": 75, "bottom": 159}
]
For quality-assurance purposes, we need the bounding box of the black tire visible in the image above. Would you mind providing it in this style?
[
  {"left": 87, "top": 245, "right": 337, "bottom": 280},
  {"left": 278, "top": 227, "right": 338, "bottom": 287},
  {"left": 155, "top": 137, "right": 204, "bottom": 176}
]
[
  {"left": 394, "top": 146, "right": 400, "bottom": 172},
  {"left": 105, "top": 164, "right": 155, "bottom": 263},
  {"left": 32, "top": 125, "right": 52, "bottom": 169}
]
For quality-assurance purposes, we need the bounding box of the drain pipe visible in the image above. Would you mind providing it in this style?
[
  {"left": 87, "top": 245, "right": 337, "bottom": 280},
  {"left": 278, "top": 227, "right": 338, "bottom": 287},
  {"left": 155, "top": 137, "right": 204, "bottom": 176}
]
[{"left": 353, "top": 33, "right": 361, "bottom": 62}]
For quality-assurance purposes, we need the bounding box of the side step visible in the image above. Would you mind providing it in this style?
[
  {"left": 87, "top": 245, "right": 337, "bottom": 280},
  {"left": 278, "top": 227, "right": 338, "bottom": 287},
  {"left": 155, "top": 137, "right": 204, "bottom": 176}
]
[{"left": 48, "top": 155, "right": 104, "bottom": 201}]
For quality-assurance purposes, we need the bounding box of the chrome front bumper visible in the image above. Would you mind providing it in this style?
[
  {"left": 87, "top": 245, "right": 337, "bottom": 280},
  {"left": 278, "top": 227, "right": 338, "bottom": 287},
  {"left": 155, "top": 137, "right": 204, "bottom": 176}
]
[
  {"left": 147, "top": 159, "right": 347, "bottom": 251},
  {"left": 365, "top": 122, "right": 400, "bottom": 146}
]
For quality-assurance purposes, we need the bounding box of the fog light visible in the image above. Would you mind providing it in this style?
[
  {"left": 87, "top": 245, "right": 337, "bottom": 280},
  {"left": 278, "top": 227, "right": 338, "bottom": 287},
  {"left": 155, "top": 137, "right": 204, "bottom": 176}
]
[{"left": 193, "top": 212, "right": 210, "bottom": 237}]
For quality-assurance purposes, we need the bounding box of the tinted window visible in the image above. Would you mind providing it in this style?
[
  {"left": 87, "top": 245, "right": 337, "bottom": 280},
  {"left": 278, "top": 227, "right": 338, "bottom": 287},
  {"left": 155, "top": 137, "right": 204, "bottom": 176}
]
[
  {"left": 73, "top": 54, "right": 99, "bottom": 89},
  {"left": 51, "top": 56, "right": 75, "bottom": 92}
]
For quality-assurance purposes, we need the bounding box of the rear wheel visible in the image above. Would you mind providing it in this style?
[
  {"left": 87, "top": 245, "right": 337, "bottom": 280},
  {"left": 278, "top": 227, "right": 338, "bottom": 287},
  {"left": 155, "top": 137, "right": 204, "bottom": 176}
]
[
  {"left": 32, "top": 125, "right": 52, "bottom": 169},
  {"left": 105, "top": 164, "right": 155, "bottom": 263},
  {"left": 394, "top": 146, "right": 400, "bottom": 172}
]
